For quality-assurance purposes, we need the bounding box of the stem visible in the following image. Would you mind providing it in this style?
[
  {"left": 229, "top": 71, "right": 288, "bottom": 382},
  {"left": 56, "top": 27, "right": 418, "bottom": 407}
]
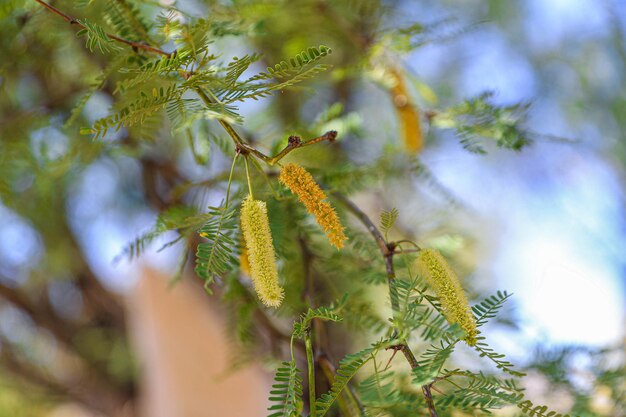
[
  {"left": 332, "top": 192, "right": 399, "bottom": 313},
  {"left": 422, "top": 385, "right": 438, "bottom": 417},
  {"left": 244, "top": 155, "right": 253, "bottom": 198},
  {"left": 393, "top": 240, "right": 421, "bottom": 250},
  {"left": 224, "top": 153, "right": 239, "bottom": 208},
  {"left": 305, "top": 331, "right": 317, "bottom": 417},
  {"left": 34, "top": 0, "right": 171, "bottom": 57},
  {"left": 193, "top": 88, "right": 279, "bottom": 162},
  {"left": 334, "top": 192, "right": 440, "bottom": 417},
  {"left": 267, "top": 131, "right": 337, "bottom": 166}
]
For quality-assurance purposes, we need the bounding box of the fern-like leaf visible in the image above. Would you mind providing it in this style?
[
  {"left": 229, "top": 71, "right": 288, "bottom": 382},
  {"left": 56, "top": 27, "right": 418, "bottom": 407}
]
[
  {"left": 256, "top": 45, "right": 332, "bottom": 80},
  {"left": 315, "top": 342, "right": 385, "bottom": 417},
  {"left": 412, "top": 342, "right": 455, "bottom": 386},
  {"left": 116, "top": 205, "right": 203, "bottom": 262},
  {"left": 473, "top": 336, "right": 526, "bottom": 377},
  {"left": 77, "top": 19, "right": 120, "bottom": 53},
  {"left": 212, "top": 45, "right": 333, "bottom": 104},
  {"left": 435, "top": 369, "right": 523, "bottom": 411},
  {"left": 473, "top": 290, "right": 512, "bottom": 327},
  {"left": 267, "top": 360, "right": 303, "bottom": 417},
  {"left": 194, "top": 204, "right": 239, "bottom": 293},
  {"left": 84, "top": 85, "right": 181, "bottom": 139},
  {"left": 102, "top": 0, "right": 152, "bottom": 43},
  {"left": 116, "top": 50, "right": 194, "bottom": 93},
  {"left": 293, "top": 305, "right": 343, "bottom": 339},
  {"left": 359, "top": 370, "right": 424, "bottom": 414},
  {"left": 517, "top": 400, "right": 570, "bottom": 417},
  {"left": 166, "top": 97, "right": 242, "bottom": 130},
  {"left": 431, "top": 92, "right": 531, "bottom": 154},
  {"left": 380, "top": 207, "right": 399, "bottom": 237}
]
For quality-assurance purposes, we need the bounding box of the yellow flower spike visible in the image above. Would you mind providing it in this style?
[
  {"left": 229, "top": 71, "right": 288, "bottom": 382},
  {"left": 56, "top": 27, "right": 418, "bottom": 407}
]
[
  {"left": 388, "top": 66, "right": 423, "bottom": 154},
  {"left": 278, "top": 163, "right": 347, "bottom": 249},
  {"left": 416, "top": 249, "right": 477, "bottom": 346},
  {"left": 240, "top": 195, "right": 283, "bottom": 307},
  {"left": 239, "top": 235, "right": 250, "bottom": 276}
]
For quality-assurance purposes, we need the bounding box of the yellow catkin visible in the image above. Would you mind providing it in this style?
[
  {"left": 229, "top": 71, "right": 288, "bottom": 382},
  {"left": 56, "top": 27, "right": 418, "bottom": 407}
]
[
  {"left": 239, "top": 235, "right": 250, "bottom": 276},
  {"left": 388, "top": 66, "right": 423, "bottom": 154},
  {"left": 240, "top": 195, "right": 283, "bottom": 307},
  {"left": 278, "top": 163, "right": 347, "bottom": 249},
  {"left": 416, "top": 249, "right": 477, "bottom": 346}
]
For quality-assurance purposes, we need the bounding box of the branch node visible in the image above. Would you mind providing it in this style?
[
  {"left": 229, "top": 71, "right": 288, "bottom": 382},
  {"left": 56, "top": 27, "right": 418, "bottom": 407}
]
[
  {"left": 288, "top": 135, "right": 302, "bottom": 146},
  {"left": 324, "top": 130, "right": 337, "bottom": 142},
  {"left": 235, "top": 144, "right": 249, "bottom": 155}
]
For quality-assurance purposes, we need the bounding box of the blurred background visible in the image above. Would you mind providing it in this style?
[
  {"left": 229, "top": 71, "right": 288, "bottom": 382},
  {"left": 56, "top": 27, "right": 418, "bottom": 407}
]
[{"left": 0, "top": 0, "right": 624, "bottom": 416}]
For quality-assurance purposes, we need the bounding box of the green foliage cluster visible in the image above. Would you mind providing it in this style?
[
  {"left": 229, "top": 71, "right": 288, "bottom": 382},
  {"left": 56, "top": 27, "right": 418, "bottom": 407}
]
[{"left": 0, "top": 1, "right": 623, "bottom": 417}]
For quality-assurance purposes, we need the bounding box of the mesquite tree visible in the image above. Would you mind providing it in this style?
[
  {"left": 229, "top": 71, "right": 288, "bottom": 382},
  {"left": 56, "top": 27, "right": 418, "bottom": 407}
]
[{"left": 0, "top": 1, "right": 623, "bottom": 416}]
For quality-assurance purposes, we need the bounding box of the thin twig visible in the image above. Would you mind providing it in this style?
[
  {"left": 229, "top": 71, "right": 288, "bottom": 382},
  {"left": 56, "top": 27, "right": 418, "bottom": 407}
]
[
  {"left": 34, "top": 0, "right": 171, "bottom": 57},
  {"left": 422, "top": 385, "right": 438, "bottom": 417},
  {"left": 268, "top": 131, "right": 337, "bottom": 165},
  {"left": 0, "top": 335, "right": 129, "bottom": 415},
  {"left": 331, "top": 192, "right": 389, "bottom": 256},
  {"left": 331, "top": 192, "right": 399, "bottom": 312},
  {"left": 305, "top": 331, "right": 317, "bottom": 417},
  {"left": 334, "top": 192, "right": 440, "bottom": 417}
]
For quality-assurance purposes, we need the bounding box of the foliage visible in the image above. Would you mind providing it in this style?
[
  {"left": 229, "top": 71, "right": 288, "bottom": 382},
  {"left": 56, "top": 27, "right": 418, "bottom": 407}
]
[
  {"left": 195, "top": 204, "right": 240, "bottom": 293},
  {"left": 0, "top": 0, "right": 620, "bottom": 416},
  {"left": 268, "top": 360, "right": 304, "bottom": 417},
  {"left": 430, "top": 92, "right": 532, "bottom": 153}
]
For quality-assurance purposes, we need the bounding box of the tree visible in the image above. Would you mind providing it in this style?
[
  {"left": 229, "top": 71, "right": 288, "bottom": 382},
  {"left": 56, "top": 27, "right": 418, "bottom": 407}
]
[{"left": 0, "top": 1, "right": 623, "bottom": 416}]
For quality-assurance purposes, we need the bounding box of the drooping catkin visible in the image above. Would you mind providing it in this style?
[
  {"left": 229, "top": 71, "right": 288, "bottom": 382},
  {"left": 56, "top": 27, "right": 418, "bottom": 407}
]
[
  {"left": 388, "top": 66, "right": 423, "bottom": 154},
  {"left": 240, "top": 195, "right": 283, "bottom": 307},
  {"left": 239, "top": 235, "right": 250, "bottom": 276},
  {"left": 416, "top": 249, "right": 477, "bottom": 346},
  {"left": 278, "top": 163, "right": 347, "bottom": 249}
]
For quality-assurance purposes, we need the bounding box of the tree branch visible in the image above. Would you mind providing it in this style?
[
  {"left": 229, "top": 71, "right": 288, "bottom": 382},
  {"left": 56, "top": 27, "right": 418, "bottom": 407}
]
[
  {"left": 34, "top": 0, "right": 171, "bottom": 57},
  {"left": 333, "top": 192, "right": 439, "bottom": 417},
  {"left": 268, "top": 131, "right": 338, "bottom": 166},
  {"left": 0, "top": 336, "right": 131, "bottom": 415}
]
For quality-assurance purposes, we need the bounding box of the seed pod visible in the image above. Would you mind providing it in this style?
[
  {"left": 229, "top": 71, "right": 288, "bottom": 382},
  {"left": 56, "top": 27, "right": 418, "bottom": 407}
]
[
  {"left": 416, "top": 248, "right": 477, "bottom": 346},
  {"left": 278, "top": 163, "right": 347, "bottom": 249},
  {"left": 240, "top": 195, "right": 283, "bottom": 307}
]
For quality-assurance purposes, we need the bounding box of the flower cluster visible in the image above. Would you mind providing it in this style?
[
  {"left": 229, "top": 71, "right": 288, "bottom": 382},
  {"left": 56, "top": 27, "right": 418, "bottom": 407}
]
[
  {"left": 240, "top": 195, "right": 283, "bottom": 307},
  {"left": 278, "top": 163, "right": 347, "bottom": 249},
  {"left": 239, "top": 236, "right": 250, "bottom": 277},
  {"left": 416, "top": 248, "right": 477, "bottom": 346}
]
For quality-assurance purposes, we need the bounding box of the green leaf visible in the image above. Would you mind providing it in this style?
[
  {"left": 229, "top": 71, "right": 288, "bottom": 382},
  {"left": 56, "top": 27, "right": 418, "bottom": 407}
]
[
  {"left": 212, "top": 45, "right": 333, "bottom": 104},
  {"left": 380, "top": 207, "right": 399, "bottom": 236},
  {"left": 267, "top": 360, "right": 303, "bottom": 417},
  {"left": 86, "top": 84, "right": 181, "bottom": 139},
  {"left": 76, "top": 19, "right": 120, "bottom": 53},
  {"left": 412, "top": 342, "right": 455, "bottom": 386},
  {"left": 431, "top": 92, "right": 532, "bottom": 153},
  {"left": 473, "top": 336, "right": 526, "bottom": 377},
  {"left": 116, "top": 205, "right": 204, "bottom": 262},
  {"left": 293, "top": 305, "right": 343, "bottom": 340},
  {"left": 472, "top": 290, "right": 513, "bottom": 327},
  {"left": 518, "top": 400, "right": 570, "bottom": 417},
  {"left": 315, "top": 340, "right": 389, "bottom": 417},
  {"left": 194, "top": 204, "right": 239, "bottom": 293}
]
